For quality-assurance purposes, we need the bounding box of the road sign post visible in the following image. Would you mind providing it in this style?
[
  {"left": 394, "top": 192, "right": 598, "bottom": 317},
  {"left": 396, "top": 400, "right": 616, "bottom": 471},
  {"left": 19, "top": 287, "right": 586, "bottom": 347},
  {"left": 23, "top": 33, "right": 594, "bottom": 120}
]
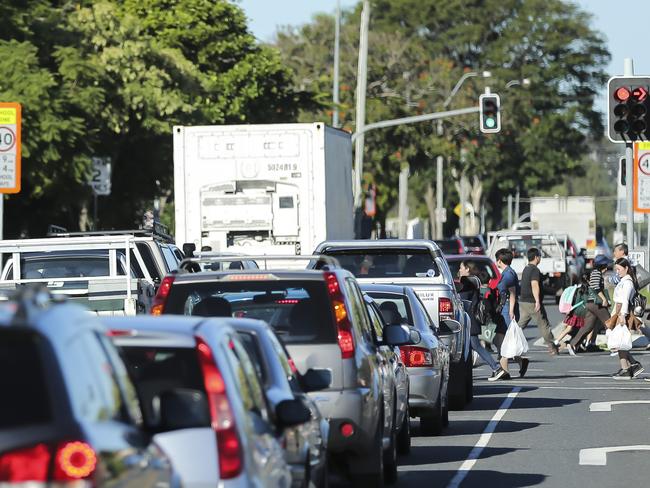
[{"left": 0, "top": 102, "right": 22, "bottom": 240}]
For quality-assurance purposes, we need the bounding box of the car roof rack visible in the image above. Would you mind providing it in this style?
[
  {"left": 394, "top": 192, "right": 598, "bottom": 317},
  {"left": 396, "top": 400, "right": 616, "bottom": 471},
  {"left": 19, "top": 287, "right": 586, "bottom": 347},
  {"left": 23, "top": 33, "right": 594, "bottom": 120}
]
[
  {"left": 178, "top": 254, "right": 341, "bottom": 273},
  {"left": 45, "top": 221, "right": 174, "bottom": 243}
]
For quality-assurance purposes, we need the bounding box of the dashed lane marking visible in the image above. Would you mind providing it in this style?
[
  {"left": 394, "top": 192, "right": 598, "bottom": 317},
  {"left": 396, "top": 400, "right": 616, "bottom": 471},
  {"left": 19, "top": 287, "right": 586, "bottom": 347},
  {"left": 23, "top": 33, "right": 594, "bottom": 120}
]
[
  {"left": 446, "top": 387, "right": 521, "bottom": 488},
  {"left": 589, "top": 400, "right": 650, "bottom": 412},
  {"left": 579, "top": 446, "right": 650, "bottom": 465}
]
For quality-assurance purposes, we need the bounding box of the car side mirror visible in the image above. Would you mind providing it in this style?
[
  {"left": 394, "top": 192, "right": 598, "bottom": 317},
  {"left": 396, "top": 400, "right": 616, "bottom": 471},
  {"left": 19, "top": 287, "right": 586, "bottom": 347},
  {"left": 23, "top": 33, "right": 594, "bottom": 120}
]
[
  {"left": 384, "top": 324, "right": 414, "bottom": 346},
  {"left": 182, "top": 243, "right": 196, "bottom": 258},
  {"left": 158, "top": 389, "right": 210, "bottom": 431},
  {"left": 301, "top": 368, "right": 332, "bottom": 392},
  {"left": 439, "top": 319, "right": 462, "bottom": 336},
  {"left": 275, "top": 398, "right": 311, "bottom": 427}
]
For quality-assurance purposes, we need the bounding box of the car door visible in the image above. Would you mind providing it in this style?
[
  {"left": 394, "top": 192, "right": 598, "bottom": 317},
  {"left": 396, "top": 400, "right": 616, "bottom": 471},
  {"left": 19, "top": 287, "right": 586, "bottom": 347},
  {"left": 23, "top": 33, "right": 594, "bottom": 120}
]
[
  {"left": 62, "top": 330, "right": 172, "bottom": 487},
  {"left": 219, "top": 335, "right": 292, "bottom": 488}
]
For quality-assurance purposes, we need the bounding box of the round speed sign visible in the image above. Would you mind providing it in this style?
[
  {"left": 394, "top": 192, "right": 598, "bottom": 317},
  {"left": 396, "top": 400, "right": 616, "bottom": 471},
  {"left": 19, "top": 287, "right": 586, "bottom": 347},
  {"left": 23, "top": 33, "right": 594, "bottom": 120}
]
[
  {"left": 640, "top": 153, "right": 650, "bottom": 176},
  {"left": 0, "top": 126, "right": 16, "bottom": 152}
]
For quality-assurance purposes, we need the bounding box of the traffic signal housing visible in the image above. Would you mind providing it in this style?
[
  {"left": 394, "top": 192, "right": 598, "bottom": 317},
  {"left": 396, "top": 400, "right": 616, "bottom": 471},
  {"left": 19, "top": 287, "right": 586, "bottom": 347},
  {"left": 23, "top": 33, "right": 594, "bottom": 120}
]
[
  {"left": 608, "top": 76, "right": 650, "bottom": 143},
  {"left": 479, "top": 93, "right": 501, "bottom": 134}
]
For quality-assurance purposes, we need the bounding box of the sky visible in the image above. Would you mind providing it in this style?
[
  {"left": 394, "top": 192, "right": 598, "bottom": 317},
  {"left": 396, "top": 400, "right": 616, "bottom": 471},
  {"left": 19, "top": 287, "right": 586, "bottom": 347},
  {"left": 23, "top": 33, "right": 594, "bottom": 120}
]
[{"left": 237, "top": 0, "right": 650, "bottom": 114}]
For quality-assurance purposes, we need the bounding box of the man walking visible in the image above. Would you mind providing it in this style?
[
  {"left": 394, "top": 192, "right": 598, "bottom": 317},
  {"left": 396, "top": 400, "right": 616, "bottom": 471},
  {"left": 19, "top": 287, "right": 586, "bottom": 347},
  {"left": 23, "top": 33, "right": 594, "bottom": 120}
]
[{"left": 518, "top": 248, "right": 559, "bottom": 355}]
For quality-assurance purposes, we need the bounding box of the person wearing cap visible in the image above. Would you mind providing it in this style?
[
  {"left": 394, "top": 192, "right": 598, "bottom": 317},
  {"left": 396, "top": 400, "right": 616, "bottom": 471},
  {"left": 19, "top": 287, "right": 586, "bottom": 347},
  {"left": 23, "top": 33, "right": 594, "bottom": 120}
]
[{"left": 566, "top": 254, "right": 611, "bottom": 354}]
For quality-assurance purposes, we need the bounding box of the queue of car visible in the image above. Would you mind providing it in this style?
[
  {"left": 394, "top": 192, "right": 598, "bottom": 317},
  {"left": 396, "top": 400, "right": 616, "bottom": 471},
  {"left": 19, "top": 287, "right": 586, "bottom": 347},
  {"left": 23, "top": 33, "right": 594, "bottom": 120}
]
[{"left": 0, "top": 237, "right": 480, "bottom": 487}]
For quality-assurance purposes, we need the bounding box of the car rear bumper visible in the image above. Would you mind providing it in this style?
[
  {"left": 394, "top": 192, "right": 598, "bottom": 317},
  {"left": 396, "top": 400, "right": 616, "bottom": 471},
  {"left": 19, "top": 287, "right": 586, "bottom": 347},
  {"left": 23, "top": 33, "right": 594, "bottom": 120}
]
[{"left": 407, "top": 366, "right": 441, "bottom": 415}]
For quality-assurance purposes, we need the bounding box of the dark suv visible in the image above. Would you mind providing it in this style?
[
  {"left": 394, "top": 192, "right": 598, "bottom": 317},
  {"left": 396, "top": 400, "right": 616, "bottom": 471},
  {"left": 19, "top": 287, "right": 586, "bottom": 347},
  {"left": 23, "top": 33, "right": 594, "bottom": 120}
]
[
  {"left": 151, "top": 256, "right": 416, "bottom": 486},
  {"left": 0, "top": 288, "right": 174, "bottom": 486}
]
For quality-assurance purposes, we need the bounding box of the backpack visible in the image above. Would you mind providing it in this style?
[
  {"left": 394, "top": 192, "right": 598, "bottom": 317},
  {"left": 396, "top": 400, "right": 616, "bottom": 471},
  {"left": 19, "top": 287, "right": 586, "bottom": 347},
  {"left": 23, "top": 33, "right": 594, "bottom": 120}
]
[
  {"left": 558, "top": 285, "right": 580, "bottom": 314},
  {"left": 631, "top": 291, "right": 647, "bottom": 317},
  {"left": 475, "top": 285, "right": 498, "bottom": 325}
]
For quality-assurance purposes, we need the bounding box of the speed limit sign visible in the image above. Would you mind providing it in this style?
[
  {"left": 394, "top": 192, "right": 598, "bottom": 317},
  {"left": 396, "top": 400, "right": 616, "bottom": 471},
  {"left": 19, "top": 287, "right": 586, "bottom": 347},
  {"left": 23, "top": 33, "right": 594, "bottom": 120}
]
[{"left": 0, "top": 103, "right": 21, "bottom": 194}]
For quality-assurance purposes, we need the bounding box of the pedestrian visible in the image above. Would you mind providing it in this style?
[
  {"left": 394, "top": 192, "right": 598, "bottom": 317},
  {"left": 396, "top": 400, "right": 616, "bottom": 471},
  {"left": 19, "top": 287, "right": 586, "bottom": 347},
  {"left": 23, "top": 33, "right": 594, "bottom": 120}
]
[
  {"left": 489, "top": 248, "right": 528, "bottom": 381},
  {"left": 456, "top": 260, "right": 506, "bottom": 380},
  {"left": 518, "top": 247, "right": 559, "bottom": 355},
  {"left": 609, "top": 258, "right": 644, "bottom": 380},
  {"left": 553, "top": 274, "right": 589, "bottom": 354},
  {"left": 566, "top": 255, "right": 611, "bottom": 354}
]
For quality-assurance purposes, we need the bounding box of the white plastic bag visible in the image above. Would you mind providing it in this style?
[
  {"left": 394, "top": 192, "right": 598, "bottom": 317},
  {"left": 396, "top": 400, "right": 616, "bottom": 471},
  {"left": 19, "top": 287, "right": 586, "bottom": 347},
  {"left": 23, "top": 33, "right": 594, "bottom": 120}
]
[
  {"left": 607, "top": 324, "right": 633, "bottom": 351},
  {"left": 500, "top": 320, "right": 529, "bottom": 358}
]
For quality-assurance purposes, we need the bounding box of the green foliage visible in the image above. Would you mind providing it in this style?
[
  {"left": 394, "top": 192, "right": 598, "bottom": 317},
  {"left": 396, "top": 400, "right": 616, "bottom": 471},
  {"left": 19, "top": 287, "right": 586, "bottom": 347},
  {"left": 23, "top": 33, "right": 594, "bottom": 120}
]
[
  {"left": 1, "top": 0, "right": 302, "bottom": 236},
  {"left": 274, "top": 0, "right": 610, "bottom": 232}
]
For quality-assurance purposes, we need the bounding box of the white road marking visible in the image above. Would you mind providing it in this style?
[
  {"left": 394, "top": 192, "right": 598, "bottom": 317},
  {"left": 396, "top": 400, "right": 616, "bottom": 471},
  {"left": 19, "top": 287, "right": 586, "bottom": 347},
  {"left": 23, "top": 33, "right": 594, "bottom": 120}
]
[
  {"left": 479, "top": 385, "right": 650, "bottom": 391},
  {"left": 589, "top": 400, "right": 650, "bottom": 412},
  {"left": 569, "top": 370, "right": 607, "bottom": 374},
  {"left": 579, "top": 445, "right": 650, "bottom": 465},
  {"left": 446, "top": 387, "right": 521, "bottom": 488}
]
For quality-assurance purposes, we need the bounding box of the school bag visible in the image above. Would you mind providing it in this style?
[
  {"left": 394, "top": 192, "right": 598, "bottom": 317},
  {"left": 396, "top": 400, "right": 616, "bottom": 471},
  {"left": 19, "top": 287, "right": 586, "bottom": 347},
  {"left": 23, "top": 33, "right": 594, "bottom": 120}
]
[{"left": 558, "top": 285, "right": 580, "bottom": 314}]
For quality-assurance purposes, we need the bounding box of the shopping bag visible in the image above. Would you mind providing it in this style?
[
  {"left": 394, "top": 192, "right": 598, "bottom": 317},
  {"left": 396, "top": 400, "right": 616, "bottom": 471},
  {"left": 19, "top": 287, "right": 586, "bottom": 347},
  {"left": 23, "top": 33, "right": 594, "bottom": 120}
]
[
  {"left": 607, "top": 324, "right": 633, "bottom": 351},
  {"left": 500, "top": 320, "right": 529, "bottom": 358},
  {"left": 479, "top": 322, "right": 497, "bottom": 344}
]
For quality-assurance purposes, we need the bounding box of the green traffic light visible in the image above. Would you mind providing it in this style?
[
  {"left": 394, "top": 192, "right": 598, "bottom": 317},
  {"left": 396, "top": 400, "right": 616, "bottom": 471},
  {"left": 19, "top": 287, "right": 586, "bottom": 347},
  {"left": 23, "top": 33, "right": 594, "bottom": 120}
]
[{"left": 485, "top": 117, "right": 496, "bottom": 128}]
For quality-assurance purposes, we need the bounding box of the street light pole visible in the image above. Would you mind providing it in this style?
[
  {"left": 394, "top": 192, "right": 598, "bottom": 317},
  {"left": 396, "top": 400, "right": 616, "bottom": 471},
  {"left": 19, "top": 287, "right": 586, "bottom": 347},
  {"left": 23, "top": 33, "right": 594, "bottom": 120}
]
[
  {"left": 353, "top": 0, "right": 370, "bottom": 207},
  {"left": 332, "top": 0, "right": 341, "bottom": 128},
  {"left": 624, "top": 57, "right": 635, "bottom": 247}
]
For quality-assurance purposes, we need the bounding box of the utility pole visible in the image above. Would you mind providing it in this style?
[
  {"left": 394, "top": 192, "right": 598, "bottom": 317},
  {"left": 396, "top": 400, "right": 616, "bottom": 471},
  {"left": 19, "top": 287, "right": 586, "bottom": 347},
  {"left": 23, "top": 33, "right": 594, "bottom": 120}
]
[
  {"left": 459, "top": 147, "right": 468, "bottom": 236},
  {"left": 332, "top": 0, "right": 341, "bottom": 128},
  {"left": 398, "top": 164, "right": 409, "bottom": 238},
  {"left": 435, "top": 122, "right": 444, "bottom": 239},
  {"left": 353, "top": 0, "right": 370, "bottom": 207},
  {"left": 624, "top": 58, "right": 635, "bottom": 246}
]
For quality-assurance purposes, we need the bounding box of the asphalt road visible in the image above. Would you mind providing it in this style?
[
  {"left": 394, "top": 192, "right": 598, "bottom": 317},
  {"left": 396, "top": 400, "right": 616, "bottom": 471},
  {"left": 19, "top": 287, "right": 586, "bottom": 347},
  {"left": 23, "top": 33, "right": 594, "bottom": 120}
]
[{"left": 395, "top": 301, "right": 650, "bottom": 488}]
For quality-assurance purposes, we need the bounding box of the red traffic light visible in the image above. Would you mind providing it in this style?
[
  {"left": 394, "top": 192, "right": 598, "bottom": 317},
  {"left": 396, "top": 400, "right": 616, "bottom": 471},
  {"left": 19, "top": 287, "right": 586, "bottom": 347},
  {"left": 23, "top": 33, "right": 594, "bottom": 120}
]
[
  {"left": 632, "top": 87, "right": 648, "bottom": 102},
  {"left": 614, "top": 87, "right": 631, "bottom": 102}
]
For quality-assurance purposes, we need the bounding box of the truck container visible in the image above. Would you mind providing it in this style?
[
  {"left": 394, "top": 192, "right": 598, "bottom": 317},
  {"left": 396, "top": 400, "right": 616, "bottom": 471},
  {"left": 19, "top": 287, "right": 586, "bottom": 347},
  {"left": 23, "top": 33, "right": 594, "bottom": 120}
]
[{"left": 173, "top": 123, "right": 354, "bottom": 256}]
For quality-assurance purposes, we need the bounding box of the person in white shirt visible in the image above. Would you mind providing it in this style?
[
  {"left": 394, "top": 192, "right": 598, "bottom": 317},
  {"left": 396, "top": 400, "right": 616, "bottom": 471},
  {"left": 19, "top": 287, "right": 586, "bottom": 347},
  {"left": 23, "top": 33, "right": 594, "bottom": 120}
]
[{"left": 610, "top": 258, "right": 644, "bottom": 380}]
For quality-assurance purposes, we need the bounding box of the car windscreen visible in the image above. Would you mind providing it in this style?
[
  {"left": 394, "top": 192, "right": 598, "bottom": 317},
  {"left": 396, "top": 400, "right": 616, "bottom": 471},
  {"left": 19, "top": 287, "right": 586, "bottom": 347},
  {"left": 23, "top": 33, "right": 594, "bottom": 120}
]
[
  {"left": 320, "top": 249, "right": 439, "bottom": 278},
  {"left": 0, "top": 330, "right": 52, "bottom": 428},
  {"left": 434, "top": 240, "right": 462, "bottom": 255},
  {"left": 117, "top": 345, "right": 208, "bottom": 429},
  {"left": 446, "top": 259, "right": 497, "bottom": 283},
  {"left": 365, "top": 292, "right": 413, "bottom": 325},
  {"left": 165, "top": 280, "right": 336, "bottom": 345}
]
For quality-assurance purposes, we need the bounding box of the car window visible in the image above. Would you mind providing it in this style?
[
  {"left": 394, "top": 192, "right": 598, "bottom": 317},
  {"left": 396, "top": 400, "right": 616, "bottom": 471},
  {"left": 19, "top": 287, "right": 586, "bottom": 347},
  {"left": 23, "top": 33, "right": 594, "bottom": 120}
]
[
  {"left": 236, "top": 331, "right": 267, "bottom": 386},
  {"left": 225, "top": 338, "right": 268, "bottom": 418},
  {"left": 65, "top": 331, "right": 126, "bottom": 423},
  {"left": 365, "top": 302, "right": 385, "bottom": 341},
  {"left": 134, "top": 243, "right": 160, "bottom": 280},
  {"left": 21, "top": 256, "right": 110, "bottom": 279},
  {"left": 117, "top": 345, "right": 207, "bottom": 428},
  {"left": 434, "top": 240, "right": 463, "bottom": 255},
  {"left": 413, "top": 293, "right": 437, "bottom": 330},
  {"left": 0, "top": 330, "right": 52, "bottom": 428},
  {"left": 446, "top": 260, "right": 496, "bottom": 283},
  {"left": 366, "top": 292, "right": 413, "bottom": 325},
  {"left": 321, "top": 249, "right": 439, "bottom": 278},
  {"left": 160, "top": 245, "right": 179, "bottom": 272},
  {"left": 463, "top": 237, "right": 483, "bottom": 248},
  {"left": 166, "top": 280, "right": 336, "bottom": 345},
  {"left": 344, "top": 278, "right": 374, "bottom": 343}
]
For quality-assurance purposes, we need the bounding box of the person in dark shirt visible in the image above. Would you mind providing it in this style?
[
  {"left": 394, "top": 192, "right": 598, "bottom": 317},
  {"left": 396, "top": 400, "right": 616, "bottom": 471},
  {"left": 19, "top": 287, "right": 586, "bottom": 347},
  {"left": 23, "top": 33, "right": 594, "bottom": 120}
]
[{"left": 518, "top": 248, "right": 559, "bottom": 355}]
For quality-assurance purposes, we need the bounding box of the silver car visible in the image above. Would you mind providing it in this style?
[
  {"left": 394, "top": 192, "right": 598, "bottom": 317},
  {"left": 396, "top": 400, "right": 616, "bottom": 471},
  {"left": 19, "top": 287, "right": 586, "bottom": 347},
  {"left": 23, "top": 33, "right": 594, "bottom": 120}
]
[
  {"left": 361, "top": 284, "right": 453, "bottom": 435},
  {"left": 232, "top": 320, "right": 329, "bottom": 487},
  {"left": 106, "top": 315, "right": 294, "bottom": 488}
]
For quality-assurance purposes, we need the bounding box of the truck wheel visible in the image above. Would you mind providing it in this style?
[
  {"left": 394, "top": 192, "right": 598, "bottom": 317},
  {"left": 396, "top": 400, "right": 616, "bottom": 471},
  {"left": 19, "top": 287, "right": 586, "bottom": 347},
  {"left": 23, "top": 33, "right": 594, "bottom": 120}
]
[
  {"left": 396, "top": 402, "right": 411, "bottom": 455},
  {"left": 449, "top": 360, "right": 468, "bottom": 410},
  {"left": 420, "top": 390, "right": 443, "bottom": 436}
]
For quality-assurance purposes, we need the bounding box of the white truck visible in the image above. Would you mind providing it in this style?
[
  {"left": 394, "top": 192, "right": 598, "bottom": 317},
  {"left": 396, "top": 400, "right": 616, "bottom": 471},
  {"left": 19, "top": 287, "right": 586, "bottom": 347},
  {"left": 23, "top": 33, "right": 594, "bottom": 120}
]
[
  {"left": 529, "top": 196, "right": 596, "bottom": 258},
  {"left": 173, "top": 123, "right": 354, "bottom": 256}
]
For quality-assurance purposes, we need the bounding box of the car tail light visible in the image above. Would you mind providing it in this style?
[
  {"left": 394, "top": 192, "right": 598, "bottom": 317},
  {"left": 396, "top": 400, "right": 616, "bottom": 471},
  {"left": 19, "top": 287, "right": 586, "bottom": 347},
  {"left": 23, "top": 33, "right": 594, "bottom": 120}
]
[
  {"left": 196, "top": 337, "right": 243, "bottom": 479},
  {"left": 400, "top": 346, "right": 434, "bottom": 367},
  {"left": 151, "top": 275, "right": 176, "bottom": 315},
  {"left": 340, "top": 423, "right": 355, "bottom": 437},
  {"left": 0, "top": 441, "right": 97, "bottom": 482},
  {"left": 439, "top": 297, "right": 454, "bottom": 321},
  {"left": 457, "top": 240, "right": 464, "bottom": 254},
  {"left": 323, "top": 271, "right": 355, "bottom": 359}
]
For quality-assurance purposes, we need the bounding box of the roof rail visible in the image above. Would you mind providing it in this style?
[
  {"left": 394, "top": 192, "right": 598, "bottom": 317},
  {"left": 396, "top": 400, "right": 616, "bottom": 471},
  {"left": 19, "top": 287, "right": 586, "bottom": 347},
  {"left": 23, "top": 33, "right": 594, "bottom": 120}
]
[
  {"left": 178, "top": 254, "right": 341, "bottom": 273},
  {"left": 45, "top": 220, "right": 174, "bottom": 243}
]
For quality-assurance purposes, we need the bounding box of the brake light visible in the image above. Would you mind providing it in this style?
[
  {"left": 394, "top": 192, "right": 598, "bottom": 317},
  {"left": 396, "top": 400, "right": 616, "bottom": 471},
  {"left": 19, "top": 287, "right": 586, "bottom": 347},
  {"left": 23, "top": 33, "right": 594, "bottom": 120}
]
[
  {"left": 324, "top": 271, "right": 355, "bottom": 359},
  {"left": 196, "top": 337, "right": 243, "bottom": 479},
  {"left": 439, "top": 297, "right": 454, "bottom": 321},
  {"left": 0, "top": 441, "right": 97, "bottom": 482},
  {"left": 151, "top": 275, "right": 175, "bottom": 315},
  {"left": 0, "top": 443, "right": 50, "bottom": 481},
  {"left": 400, "top": 346, "right": 433, "bottom": 367},
  {"left": 54, "top": 441, "right": 97, "bottom": 480},
  {"left": 276, "top": 299, "right": 299, "bottom": 305},
  {"left": 457, "top": 240, "right": 464, "bottom": 254}
]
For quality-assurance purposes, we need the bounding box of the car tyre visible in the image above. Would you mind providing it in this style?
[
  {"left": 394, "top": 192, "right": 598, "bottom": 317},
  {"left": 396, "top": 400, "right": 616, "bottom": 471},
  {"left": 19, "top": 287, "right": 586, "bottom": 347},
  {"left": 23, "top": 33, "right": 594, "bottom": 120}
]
[
  {"left": 465, "top": 356, "right": 474, "bottom": 403},
  {"left": 396, "top": 402, "right": 411, "bottom": 455},
  {"left": 449, "top": 359, "right": 468, "bottom": 410},
  {"left": 383, "top": 407, "right": 398, "bottom": 484},
  {"left": 420, "top": 390, "right": 443, "bottom": 436},
  {"left": 350, "top": 415, "right": 385, "bottom": 488}
]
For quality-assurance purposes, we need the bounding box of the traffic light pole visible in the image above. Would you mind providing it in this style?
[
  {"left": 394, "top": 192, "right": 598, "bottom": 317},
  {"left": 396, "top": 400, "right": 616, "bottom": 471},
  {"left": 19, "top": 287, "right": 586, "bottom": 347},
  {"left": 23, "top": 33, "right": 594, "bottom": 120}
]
[{"left": 625, "top": 58, "right": 635, "bottom": 246}]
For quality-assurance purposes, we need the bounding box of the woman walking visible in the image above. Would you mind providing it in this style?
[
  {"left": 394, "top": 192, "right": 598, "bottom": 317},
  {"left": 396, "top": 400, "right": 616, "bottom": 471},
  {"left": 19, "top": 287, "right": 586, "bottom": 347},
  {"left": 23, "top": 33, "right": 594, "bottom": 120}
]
[
  {"left": 456, "top": 260, "right": 506, "bottom": 380},
  {"left": 610, "top": 258, "right": 644, "bottom": 380}
]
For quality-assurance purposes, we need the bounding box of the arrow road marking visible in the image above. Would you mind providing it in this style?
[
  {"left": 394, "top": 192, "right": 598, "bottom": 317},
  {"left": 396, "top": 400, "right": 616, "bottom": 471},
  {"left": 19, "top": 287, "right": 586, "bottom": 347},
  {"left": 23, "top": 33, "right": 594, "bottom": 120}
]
[
  {"left": 579, "top": 446, "right": 650, "bottom": 465},
  {"left": 589, "top": 400, "right": 650, "bottom": 412},
  {"left": 446, "top": 387, "right": 521, "bottom": 488}
]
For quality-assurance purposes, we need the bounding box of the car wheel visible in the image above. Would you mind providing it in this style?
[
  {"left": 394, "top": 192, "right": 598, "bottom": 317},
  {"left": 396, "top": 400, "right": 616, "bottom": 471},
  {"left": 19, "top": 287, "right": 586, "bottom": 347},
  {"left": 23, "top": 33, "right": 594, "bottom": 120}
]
[
  {"left": 442, "top": 378, "right": 449, "bottom": 427},
  {"left": 383, "top": 407, "right": 398, "bottom": 484},
  {"left": 396, "top": 402, "right": 411, "bottom": 455},
  {"left": 420, "top": 390, "right": 443, "bottom": 436},
  {"left": 465, "top": 356, "right": 474, "bottom": 403},
  {"left": 350, "top": 414, "right": 385, "bottom": 487},
  {"left": 449, "top": 359, "right": 468, "bottom": 410}
]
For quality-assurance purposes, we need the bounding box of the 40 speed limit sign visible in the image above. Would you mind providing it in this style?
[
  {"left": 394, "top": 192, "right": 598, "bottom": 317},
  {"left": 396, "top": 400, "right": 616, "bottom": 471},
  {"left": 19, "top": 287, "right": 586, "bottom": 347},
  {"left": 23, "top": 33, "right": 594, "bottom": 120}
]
[{"left": 0, "top": 103, "right": 21, "bottom": 193}]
